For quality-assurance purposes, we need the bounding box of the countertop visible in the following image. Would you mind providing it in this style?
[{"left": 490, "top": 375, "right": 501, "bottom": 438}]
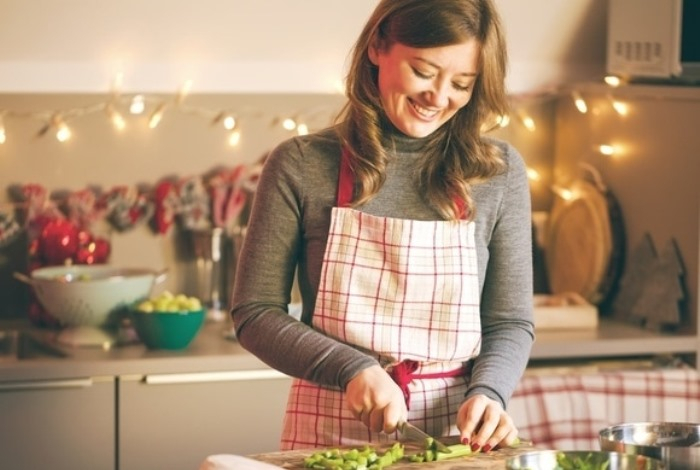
[
  {"left": 3, "top": 314, "right": 697, "bottom": 384},
  {"left": 0, "top": 318, "right": 272, "bottom": 382}
]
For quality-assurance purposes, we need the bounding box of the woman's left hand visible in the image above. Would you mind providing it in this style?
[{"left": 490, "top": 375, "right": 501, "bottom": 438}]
[{"left": 456, "top": 394, "right": 518, "bottom": 452}]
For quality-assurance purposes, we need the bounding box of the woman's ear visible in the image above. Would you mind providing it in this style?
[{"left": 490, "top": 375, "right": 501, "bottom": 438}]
[{"left": 368, "top": 37, "right": 382, "bottom": 65}]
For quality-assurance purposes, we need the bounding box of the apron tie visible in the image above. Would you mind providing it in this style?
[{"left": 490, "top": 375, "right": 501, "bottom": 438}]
[{"left": 388, "top": 360, "right": 472, "bottom": 410}]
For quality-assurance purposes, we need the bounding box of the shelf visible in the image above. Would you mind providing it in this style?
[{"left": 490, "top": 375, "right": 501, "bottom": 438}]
[
  {"left": 560, "top": 81, "right": 700, "bottom": 101},
  {"left": 531, "top": 318, "right": 698, "bottom": 360}
]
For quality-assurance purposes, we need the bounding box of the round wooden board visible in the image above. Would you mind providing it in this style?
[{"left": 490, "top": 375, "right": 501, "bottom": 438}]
[{"left": 545, "top": 179, "right": 613, "bottom": 304}]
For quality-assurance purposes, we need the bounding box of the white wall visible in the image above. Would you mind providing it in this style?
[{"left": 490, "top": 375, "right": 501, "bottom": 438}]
[{"left": 0, "top": 0, "right": 608, "bottom": 94}]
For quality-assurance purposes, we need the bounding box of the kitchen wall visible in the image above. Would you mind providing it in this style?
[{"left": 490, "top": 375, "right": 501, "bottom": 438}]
[
  {"left": 552, "top": 84, "right": 700, "bottom": 333},
  {"left": 0, "top": 0, "right": 607, "bottom": 94},
  {"left": 2, "top": 0, "right": 599, "bottom": 322},
  {"left": 0, "top": 92, "right": 557, "bottom": 318},
  {"left": 0, "top": 93, "right": 347, "bottom": 316},
  {"left": 9, "top": 0, "right": 698, "bottom": 328}
]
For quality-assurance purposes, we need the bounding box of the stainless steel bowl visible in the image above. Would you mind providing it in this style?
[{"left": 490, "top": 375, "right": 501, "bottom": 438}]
[
  {"left": 600, "top": 422, "right": 700, "bottom": 470},
  {"left": 506, "top": 450, "right": 664, "bottom": 469}
]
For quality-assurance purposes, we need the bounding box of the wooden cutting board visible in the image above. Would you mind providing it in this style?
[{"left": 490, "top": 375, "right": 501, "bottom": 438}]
[
  {"left": 545, "top": 177, "right": 624, "bottom": 307},
  {"left": 250, "top": 439, "right": 537, "bottom": 469}
]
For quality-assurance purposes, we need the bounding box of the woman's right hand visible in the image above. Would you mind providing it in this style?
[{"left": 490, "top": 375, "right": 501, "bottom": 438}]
[{"left": 345, "top": 365, "right": 408, "bottom": 434}]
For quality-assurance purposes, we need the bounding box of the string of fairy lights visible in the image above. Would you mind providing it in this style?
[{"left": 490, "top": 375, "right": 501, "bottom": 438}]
[
  {"left": 0, "top": 73, "right": 692, "bottom": 204},
  {"left": 506, "top": 73, "right": 700, "bottom": 201},
  {"left": 0, "top": 77, "right": 337, "bottom": 147}
]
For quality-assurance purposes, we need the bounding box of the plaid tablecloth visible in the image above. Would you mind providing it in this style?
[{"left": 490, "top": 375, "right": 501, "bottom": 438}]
[{"left": 507, "top": 364, "right": 700, "bottom": 450}]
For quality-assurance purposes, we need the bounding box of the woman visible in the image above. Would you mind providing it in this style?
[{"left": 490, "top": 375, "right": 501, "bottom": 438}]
[{"left": 231, "top": 0, "right": 534, "bottom": 453}]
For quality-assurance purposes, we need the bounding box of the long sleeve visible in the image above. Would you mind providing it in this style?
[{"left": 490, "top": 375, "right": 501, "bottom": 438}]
[
  {"left": 231, "top": 132, "right": 378, "bottom": 390},
  {"left": 465, "top": 141, "right": 535, "bottom": 407},
  {"left": 232, "top": 129, "right": 534, "bottom": 401}
]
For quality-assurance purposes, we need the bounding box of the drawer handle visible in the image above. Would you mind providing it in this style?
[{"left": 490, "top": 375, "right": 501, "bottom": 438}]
[
  {"left": 0, "top": 377, "right": 93, "bottom": 391},
  {"left": 144, "top": 369, "right": 289, "bottom": 385}
]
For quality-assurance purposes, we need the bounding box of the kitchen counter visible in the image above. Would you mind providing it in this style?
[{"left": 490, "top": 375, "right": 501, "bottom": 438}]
[
  {"left": 249, "top": 438, "right": 538, "bottom": 469},
  {"left": 0, "top": 317, "right": 295, "bottom": 469},
  {"left": 0, "top": 319, "right": 274, "bottom": 383},
  {"left": 3, "top": 316, "right": 696, "bottom": 467}
]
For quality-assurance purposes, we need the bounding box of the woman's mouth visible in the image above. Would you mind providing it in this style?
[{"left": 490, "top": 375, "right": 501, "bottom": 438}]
[{"left": 409, "top": 99, "right": 439, "bottom": 120}]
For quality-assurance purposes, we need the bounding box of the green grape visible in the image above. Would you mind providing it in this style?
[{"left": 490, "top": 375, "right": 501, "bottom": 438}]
[{"left": 136, "top": 291, "right": 203, "bottom": 313}]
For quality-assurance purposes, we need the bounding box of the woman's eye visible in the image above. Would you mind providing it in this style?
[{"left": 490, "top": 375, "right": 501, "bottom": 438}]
[
  {"left": 412, "top": 68, "right": 434, "bottom": 79},
  {"left": 453, "top": 83, "right": 471, "bottom": 92}
]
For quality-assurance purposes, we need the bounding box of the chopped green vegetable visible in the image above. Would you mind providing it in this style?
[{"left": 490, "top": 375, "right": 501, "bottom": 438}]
[
  {"left": 304, "top": 443, "right": 403, "bottom": 470},
  {"left": 305, "top": 435, "right": 523, "bottom": 469},
  {"left": 554, "top": 452, "right": 610, "bottom": 470},
  {"left": 408, "top": 439, "right": 474, "bottom": 463}
]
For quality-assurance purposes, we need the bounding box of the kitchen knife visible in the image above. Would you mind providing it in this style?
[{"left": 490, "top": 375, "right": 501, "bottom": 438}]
[{"left": 399, "top": 422, "right": 451, "bottom": 454}]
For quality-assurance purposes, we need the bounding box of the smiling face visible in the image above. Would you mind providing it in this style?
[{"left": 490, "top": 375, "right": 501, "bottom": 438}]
[{"left": 369, "top": 39, "right": 480, "bottom": 138}]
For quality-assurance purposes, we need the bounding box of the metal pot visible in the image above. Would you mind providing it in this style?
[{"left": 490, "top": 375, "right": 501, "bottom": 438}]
[
  {"left": 506, "top": 450, "right": 664, "bottom": 469},
  {"left": 600, "top": 422, "right": 700, "bottom": 470}
]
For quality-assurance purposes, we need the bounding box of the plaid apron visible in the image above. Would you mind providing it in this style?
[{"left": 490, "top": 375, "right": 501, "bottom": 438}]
[{"left": 280, "top": 150, "right": 482, "bottom": 450}]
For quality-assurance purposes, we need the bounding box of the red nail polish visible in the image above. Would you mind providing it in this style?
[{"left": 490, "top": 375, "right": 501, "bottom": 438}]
[
  {"left": 461, "top": 437, "right": 469, "bottom": 445},
  {"left": 482, "top": 444, "right": 492, "bottom": 453},
  {"left": 471, "top": 443, "right": 480, "bottom": 452}
]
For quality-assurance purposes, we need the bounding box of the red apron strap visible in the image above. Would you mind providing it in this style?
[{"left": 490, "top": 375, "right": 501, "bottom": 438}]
[
  {"left": 337, "top": 147, "right": 355, "bottom": 207},
  {"left": 389, "top": 360, "right": 471, "bottom": 410},
  {"left": 455, "top": 197, "right": 468, "bottom": 220}
]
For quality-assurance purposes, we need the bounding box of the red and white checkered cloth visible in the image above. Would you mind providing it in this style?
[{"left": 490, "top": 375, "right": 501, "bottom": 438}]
[{"left": 507, "top": 364, "right": 700, "bottom": 450}]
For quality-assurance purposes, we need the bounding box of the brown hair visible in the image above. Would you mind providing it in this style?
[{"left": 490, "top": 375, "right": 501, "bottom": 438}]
[{"left": 336, "top": 0, "right": 509, "bottom": 220}]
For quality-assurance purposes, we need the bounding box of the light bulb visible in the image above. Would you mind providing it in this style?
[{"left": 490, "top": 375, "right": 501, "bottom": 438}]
[
  {"left": 130, "top": 95, "right": 146, "bottom": 115},
  {"left": 56, "top": 123, "right": 71, "bottom": 142},
  {"left": 572, "top": 91, "right": 588, "bottom": 114},
  {"left": 223, "top": 116, "right": 236, "bottom": 130},
  {"left": 552, "top": 185, "right": 573, "bottom": 201},
  {"left": 112, "top": 112, "right": 126, "bottom": 130},
  {"left": 520, "top": 114, "right": 536, "bottom": 132},
  {"left": 177, "top": 80, "right": 193, "bottom": 103},
  {"left": 106, "top": 104, "right": 126, "bottom": 131},
  {"left": 282, "top": 118, "right": 297, "bottom": 131},
  {"left": 526, "top": 167, "right": 541, "bottom": 182},
  {"left": 599, "top": 144, "right": 616, "bottom": 156},
  {"left": 297, "top": 123, "right": 309, "bottom": 135},
  {"left": 604, "top": 75, "right": 622, "bottom": 87},
  {"left": 228, "top": 130, "right": 241, "bottom": 146},
  {"left": 611, "top": 100, "right": 628, "bottom": 116},
  {"left": 149, "top": 103, "right": 166, "bottom": 129}
]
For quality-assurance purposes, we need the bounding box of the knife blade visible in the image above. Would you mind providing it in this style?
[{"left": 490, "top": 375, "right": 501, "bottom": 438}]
[{"left": 399, "top": 422, "right": 452, "bottom": 454}]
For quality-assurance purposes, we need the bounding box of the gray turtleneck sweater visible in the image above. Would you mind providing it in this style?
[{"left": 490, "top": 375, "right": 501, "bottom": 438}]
[{"left": 231, "top": 125, "right": 534, "bottom": 409}]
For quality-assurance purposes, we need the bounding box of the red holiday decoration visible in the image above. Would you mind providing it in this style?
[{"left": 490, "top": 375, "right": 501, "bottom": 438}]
[
  {"left": 39, "top": 218, "right": 81, "bottom": 265},
  {"left": 152, "top": 180, "right": 179, "bottom": 235},
  {"left": 74, "top": 232, "right": 111, "bottom": 265}
]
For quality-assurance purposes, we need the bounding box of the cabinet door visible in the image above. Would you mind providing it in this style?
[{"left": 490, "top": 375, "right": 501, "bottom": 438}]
[
  {"left": 0, "top": 376, "right": 115, "bottom": 470},
  {"left": 119, "top": 369, "right": 292, "bottom": 470}
]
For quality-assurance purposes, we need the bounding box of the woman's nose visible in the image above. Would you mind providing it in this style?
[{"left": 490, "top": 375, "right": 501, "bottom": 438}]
[{"left": 425, "top": 80, "right": 450, "bottom": 107}]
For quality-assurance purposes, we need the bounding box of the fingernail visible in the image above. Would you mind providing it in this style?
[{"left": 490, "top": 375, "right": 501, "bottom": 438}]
[
  {"left": 461, "top": 437, "right": 469, "bottom": 445},
  {"left": 471, "top": 442, "right": 480, "bottom": 452},
  {"left": 482, "top": 444, "right": 492, "bottom": 453}
]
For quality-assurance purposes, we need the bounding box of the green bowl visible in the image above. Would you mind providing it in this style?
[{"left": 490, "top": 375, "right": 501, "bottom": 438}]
[{"left": 131, "top": 309, "right": 206, "bottom": 350}]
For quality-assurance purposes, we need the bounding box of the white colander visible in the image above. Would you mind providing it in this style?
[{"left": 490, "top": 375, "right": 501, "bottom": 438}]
[{"left": 16, "top": 265, "right": 166, "bottom": 346}]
